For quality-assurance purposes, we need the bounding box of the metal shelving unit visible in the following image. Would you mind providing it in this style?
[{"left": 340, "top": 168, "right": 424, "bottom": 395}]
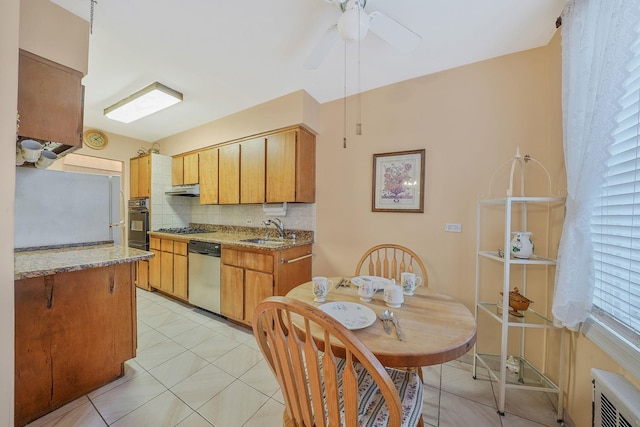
[{"left": 473, "top": 195, "right": 565, "bottom": 422}]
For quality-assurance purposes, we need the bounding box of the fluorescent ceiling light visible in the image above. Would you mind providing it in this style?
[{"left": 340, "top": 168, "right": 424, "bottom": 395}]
[{"left": 104, "top": 82, "right": 183, "bottom": 123}]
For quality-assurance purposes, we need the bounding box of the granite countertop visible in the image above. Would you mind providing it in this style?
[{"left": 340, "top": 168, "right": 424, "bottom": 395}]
[
  {"left": 148, "top": 228, "right": 314, "bottom": 250},
  {"left": 15, "top": 243, "right": 154, "bottom": 280}
]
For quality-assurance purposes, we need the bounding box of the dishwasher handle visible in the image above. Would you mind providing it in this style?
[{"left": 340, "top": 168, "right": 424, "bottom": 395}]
[{"left": 280, "top": 253, "right": 313, "bottom": 264}]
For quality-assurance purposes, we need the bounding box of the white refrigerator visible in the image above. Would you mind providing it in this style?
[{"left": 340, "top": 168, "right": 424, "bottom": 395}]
[{"left": 15, "top": 168, "right": 124, "bottom": 249}]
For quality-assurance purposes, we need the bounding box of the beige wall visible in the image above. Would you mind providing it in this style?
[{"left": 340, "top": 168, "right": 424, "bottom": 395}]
[
  {"left": 18, "top": 0, "right": 89, "bottom": 75},
  {"left": 1, "top": 0, "right": 19, "bottom": 424},
  {"left": 157, "top": 90, "right": 321, "bottom": 156}
]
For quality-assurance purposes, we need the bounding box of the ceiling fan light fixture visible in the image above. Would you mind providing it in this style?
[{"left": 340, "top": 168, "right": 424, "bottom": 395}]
[
  {"left": 104, "top": 82, "right": 183, "bottom": 123},
  {"left": 337, "top": 7, "right": 369, "bottom": 41}
]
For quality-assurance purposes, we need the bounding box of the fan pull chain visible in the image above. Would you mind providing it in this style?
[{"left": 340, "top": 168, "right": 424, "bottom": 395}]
[
  {"left": 90, "top": 0, "right": 98, "bottom": 34},
  {"left": 356, "top": 2, "right": 362, "bottom": 136},
  {"left": 343, "top": 40, "right": 347, "bottom": 149}
]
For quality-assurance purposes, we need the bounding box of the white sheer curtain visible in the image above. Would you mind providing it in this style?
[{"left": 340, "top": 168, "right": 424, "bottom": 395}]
[{"left": 552, "top": 0, "right": 640, "bottom": 330}]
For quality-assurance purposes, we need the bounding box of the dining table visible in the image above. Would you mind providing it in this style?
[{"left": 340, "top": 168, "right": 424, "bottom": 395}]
[{"left": 285, "top": 276, "right": 477, "bottom": 368}]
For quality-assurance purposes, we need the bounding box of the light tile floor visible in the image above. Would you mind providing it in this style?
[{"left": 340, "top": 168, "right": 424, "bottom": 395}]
[{"left": 25, "top": 289, "right": 565, "bottom": 427}]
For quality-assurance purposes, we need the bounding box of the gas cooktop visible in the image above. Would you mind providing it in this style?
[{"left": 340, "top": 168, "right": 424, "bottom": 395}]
[{"left": 155, "top": 227, "right": 210, "bottom": 235}]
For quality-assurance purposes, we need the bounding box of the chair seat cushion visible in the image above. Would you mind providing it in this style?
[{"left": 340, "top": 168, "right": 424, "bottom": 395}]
[{"left": 336, "top": 359, "right": 423, "bottom": 427}]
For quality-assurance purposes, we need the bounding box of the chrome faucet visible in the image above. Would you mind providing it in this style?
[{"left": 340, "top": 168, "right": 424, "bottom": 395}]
[{"left": 263, "top": 218, "right": 285, "bottom": 240}]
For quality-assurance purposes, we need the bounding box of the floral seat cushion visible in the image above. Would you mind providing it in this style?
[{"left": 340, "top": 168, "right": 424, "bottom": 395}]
[{"left": 334, "top": 358, "right": 423, "bottom": 427}]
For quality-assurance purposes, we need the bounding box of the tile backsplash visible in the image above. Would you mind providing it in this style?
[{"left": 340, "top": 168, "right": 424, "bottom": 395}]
[{"left": 149, "top": 153, "right": 316, "bottom": 232}]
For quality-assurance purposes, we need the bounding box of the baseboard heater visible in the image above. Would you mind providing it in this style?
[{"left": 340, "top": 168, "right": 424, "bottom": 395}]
[{"left": 592, "top": 368, "right": 640, "bottom": 427}]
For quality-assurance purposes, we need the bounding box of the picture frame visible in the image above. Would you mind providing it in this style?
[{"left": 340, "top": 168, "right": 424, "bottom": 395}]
[{"left": 372, "top": 149, "right": 425, "bottom": 213}]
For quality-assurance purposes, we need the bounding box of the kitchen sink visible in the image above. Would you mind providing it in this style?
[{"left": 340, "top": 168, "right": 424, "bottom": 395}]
[{"left": 240, "top": 238, "right": 286, "bottom": 245}]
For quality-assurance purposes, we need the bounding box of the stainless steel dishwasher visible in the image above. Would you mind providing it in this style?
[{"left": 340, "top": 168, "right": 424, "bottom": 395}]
[{"left": 188, "top": 240, "right": 221, "bottom": 314}]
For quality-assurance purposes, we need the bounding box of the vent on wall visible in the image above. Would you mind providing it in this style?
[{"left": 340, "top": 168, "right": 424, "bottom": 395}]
[{"left": 592, "top": 369, "right": 640, "bottom": 427}]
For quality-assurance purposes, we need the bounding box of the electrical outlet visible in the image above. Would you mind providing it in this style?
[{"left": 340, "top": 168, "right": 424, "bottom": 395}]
[
  {"left": 445, "top": 223, "right": 462, "bottom": 233},
  {"left": 245, "top": 218, "right": 253, "bottom": 225}
]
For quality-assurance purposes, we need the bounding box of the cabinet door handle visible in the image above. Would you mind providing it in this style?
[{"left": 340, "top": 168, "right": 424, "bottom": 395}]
[
  {"left": 45, "top": 275, "right": 54, "bottom": 309},
  {"left": 280, "top": 253, "right": 313, "bottom": 264},
  {"left": 109, "top": 268, "right": 115, "bottom": 294}
]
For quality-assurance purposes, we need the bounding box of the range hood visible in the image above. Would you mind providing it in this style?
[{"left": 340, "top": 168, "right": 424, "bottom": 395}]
[{"left": 165, "top": 184, "right": 200, "bottom": 197}]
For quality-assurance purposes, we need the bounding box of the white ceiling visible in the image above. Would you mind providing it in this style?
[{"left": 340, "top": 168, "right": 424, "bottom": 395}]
[{"left": 51, "top": 0, "right": 567, "bottom": 142}]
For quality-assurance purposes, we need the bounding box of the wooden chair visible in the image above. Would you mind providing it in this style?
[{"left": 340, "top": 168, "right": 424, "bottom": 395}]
[
  {"left": 253, "top": 296, "right": 424, "bottom": 427},
  {"left": 355, "top": 244, "right": 428, "bottom": 285}
]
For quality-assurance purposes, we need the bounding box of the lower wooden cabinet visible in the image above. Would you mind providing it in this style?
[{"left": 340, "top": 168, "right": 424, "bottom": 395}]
[
  {"left": 136, "top": 259, "right": 150, "bottom": 290},
  {"left": 14, "top": 263, "right": 137, "bottom": 427},
  {"left": 149, "top": 235, "right": 188, "bottom": 301},
  {"left": 221, "top": 244, "right": 312, "bottom": 325}
]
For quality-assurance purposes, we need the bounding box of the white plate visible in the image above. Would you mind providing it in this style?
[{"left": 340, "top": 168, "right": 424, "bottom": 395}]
[
  {"left": 318, "top": 302, "right": 377, "bottom": 330},
  {"left": 351, "top": 276, "right": 391, "bottom": 291}
]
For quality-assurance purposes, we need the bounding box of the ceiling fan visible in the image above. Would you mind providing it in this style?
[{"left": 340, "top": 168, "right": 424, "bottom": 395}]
[{"left": 303, "top": 0, "right": 422, "bottom": 69}]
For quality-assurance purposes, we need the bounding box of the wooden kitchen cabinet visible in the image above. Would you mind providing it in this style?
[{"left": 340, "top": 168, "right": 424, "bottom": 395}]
[
  {"left": 173, "top": 242, "right": 189, "bottom": 300},
  {"left": 136, "top": 260, "right": 150, "bottom": 290},
  {"left": 172, "top": 152, "right": 199, "bottom": 186},
  {"left": 17, "top": 49, "right": 84, "bottom": 149},
  {"left": 219, "top": 144, "right": 240, "bottom": 204},
  {"left": 149, "top": 237, "right": 161, "bottom": 288},
  {"left": 240, "top": 137, "right": 266, "bottom": 204},
  {"left": 150, "top": 236, "right": 188, "bottom": 302},
  {"left": 15, "top": 263, "right": 136, "bottom": 426},
  {"left": 266, "top": 127, "right": 316, "bottom": 203},
  {"left": 199, "top": 148, "right": 219, "bottom": 204},
  {"left": 221, "top": 244, "right": 312, "bottom": 326},
  {"left": 130, "top": 154, "right": 151, "bottom": 199}
]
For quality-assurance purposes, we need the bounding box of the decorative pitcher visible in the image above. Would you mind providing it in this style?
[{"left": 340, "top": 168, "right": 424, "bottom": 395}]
[{"left": 510, "top": 231, "right": 534, "bottom": 259}]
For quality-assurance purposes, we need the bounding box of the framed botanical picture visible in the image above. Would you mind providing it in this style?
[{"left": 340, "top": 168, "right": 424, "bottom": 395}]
[{"left": 372, "top": 149, "right": 425, "bottom": 213}]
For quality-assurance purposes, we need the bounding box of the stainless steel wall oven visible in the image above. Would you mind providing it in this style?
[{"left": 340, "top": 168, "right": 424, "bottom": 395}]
[{"left": 128, "top": 198, "right": 149, "bottom": 250}]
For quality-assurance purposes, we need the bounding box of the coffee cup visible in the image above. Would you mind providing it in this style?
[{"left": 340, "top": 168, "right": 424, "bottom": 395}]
[
  {"left": 35, "top": 150, "right": 57, "bottom": 169},
  {"left": 401, "top": 272, "right": 423, "bottom": 295},
  {"left": 357, "top": 279, "right": 375, "bottom": 302},
  {"left": 312, "top": 276, "right": 334, "bottom": 302},
  {"left": 384, "top": 280, "right": 404, "bottom": 308},
  {"left": 16, "top": 146, "right": 25, "bottom": 165},
  {"left": 20, "top": 139, "right": 43, "bottom": 162}
]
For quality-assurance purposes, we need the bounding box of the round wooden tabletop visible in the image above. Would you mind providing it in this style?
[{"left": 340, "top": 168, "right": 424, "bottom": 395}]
[{"left": 286, "top": 277, "right": 477, "bottom": 368}]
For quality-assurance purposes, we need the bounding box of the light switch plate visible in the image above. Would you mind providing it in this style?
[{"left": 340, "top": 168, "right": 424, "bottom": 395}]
[{"left": 445, "top": 223, "right": 462, "bottom": 233}]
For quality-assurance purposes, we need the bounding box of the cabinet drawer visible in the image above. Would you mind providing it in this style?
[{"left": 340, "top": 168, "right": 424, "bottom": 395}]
[
  {"left": 174, "top": 241, "right": 188, "bottom": 256},
  {"left": 150, "top": 237, "right": 160, "bottom": 250},
  {"left": 242, "top": 252, "right": 274, "bottom": 273},
  {"left": 221, "top": 248, "right": 241, "bottom": 267},
  {"left": 161, "top": 239, "right": 174, "bottom": 252}
]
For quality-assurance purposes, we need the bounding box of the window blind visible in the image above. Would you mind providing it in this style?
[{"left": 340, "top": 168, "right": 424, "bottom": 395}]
[{"left": 591, "top": 33, "right": 640, "bottom": 341}]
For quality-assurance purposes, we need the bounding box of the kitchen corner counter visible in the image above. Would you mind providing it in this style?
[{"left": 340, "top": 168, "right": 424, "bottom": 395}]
[{"left": 14, "top": 243, "right": 154, "bottom": 280}]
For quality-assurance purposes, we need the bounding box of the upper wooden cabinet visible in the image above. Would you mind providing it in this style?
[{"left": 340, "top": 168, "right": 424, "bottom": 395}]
[
  {"left": 219, "top": 144, "right": 240, "bottom": 204},
  {"left": 267, "top": 127, "right": 316, "bottom": 203},
  {"left": 188, "top": 125, "right": 316, "bottom": 205},
  {"left": 130, "top": 155, "right": 151, "bottom": 199},
  {"left": 17, "top": 49, "right": 84, "bottom": 149},
  {"left": 172, "top": 152, "right": 199, "bottom": 186},
  {"left": 199, "top": 148, "right": 219, "bottom": 204},
  {"left": 240, "top": 137, "right": 266, "bottom": 204}
]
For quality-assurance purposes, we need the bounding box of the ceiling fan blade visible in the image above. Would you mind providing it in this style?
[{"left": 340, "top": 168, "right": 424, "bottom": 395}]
[
  {"left": 368, "top": 11, "right": 421, "bottom": 53},
  {"left": 303, "top": 24, "right": 339, "bottom": 70}
]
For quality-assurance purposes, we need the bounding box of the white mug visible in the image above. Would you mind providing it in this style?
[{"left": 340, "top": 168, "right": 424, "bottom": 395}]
[
  {"left": 401, "top": 272, "right": 423, "bottom": 295},
  {"left": 312, "top": 276, "right": 334, "bottom": 302},
  {"left": 384, "top": 281, "right": 404, "bottom": 308},
  {"left": 20, "top": 139, "right": 43, "bottom": 162},
  {"left": 357, "top": 280, "right": 375, "bottom": 302},
  {"left": 35, "top": 150, "right": 57, "bottom": 169}
]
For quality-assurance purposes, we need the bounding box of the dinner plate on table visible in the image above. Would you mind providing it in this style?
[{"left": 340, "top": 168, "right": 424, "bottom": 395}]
[
  {"left": 318, "top": 302, "right": 377, "bottom": 330},
  {"left": 351, "top": 276, "right": 391, "bottom": 291}
]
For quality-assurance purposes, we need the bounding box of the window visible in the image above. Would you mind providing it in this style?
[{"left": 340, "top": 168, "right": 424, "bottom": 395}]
[{"left": 589, "top": 29, "right": 640, "bottom": 369}]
